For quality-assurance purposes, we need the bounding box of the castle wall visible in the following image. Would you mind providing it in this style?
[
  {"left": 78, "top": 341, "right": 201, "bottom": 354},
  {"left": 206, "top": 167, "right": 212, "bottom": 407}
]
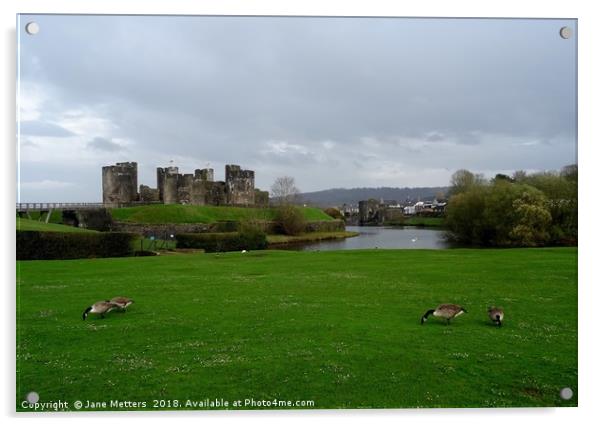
[
  {"left": 254, "top": 189, "right": 270, "bottom": 208},
  {"left": 102, "top": 162, "right": 138, "bottom": 206},
  {"left": 139, "top": 185, "right": 160, "bottom": 202},
  {"left": 191, "top": 179, "right": 207, "bottom": 205},
  {"left": 206, "top": 181, "right": 227, "bottom": 206}
]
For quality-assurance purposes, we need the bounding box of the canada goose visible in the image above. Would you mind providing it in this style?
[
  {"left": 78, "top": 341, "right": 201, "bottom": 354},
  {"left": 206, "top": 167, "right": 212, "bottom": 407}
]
[
  {"left": 110, "top": 296, "right": 134, "bottom": 310},
  {"left": 488, "top": 307, "right": 504, "bottom": 327},
  {"left": 421, "top": 304, "right": 467, "bottom": 325},
  {"left": 82, "top": 301, "right": 118, "bottom": 320}
]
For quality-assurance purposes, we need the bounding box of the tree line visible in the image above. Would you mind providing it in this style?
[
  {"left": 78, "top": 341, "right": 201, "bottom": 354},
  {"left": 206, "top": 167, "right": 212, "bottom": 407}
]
[{"left": 445, "top": 165, "right": 577, "bottom": 247}]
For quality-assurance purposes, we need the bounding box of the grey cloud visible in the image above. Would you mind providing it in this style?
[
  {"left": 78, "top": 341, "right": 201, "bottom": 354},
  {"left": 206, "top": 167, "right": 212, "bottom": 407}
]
[
  {"left": 17, "top": 15, "right": 577, "bottom": 200},
  {"left": 20, "top": 120, "right": 75, "bottom": 137},
  {"left": 87, "top": 136, "right": 124, "bottom": 152},
  {"left": 425, "top": 132, "right": 445, "bottom": 142}
]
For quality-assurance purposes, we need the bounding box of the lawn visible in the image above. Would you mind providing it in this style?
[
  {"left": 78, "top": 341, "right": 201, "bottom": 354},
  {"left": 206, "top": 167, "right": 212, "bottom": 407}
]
[
  {"left": 402, "top": 217, "right": 445, "bottom": 227},
  {"left": 17, "top": 218, "right": 97, "bottom": 233},
  {"left": 109, "top": 204, "right": 333, "bottom": 224},
  {"left": 16, "top": 248, "right": 577, "bottom": 410}
]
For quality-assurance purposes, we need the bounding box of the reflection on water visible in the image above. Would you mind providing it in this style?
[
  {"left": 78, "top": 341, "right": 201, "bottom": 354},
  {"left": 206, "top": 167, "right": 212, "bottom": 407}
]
[{"left": 287, "top": 226, "right": 451, "bottom": 251}]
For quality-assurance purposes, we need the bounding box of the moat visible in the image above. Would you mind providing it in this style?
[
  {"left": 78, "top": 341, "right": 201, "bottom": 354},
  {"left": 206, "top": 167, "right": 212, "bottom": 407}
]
[{"left": 285, "top": 226, "right": 451, "bottom": 251}]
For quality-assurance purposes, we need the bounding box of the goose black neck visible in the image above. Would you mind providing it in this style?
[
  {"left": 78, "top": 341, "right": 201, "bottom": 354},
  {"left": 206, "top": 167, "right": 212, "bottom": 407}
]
[
  {"left": 421, "top": 309, "right": 435, "bottom": 324},
  {"left": 82, "top": 306, "right": 92, "bottom": 320}
]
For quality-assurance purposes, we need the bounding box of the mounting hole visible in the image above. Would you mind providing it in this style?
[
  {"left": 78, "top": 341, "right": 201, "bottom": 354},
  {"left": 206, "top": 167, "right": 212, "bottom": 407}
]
[
  {"left": 25, "top": 22, "right": 39, "bottom": 35},
  {"left": 559, "top": 26, "right": 572, "bottom": 39},
  {"left": 26, "top": 391, "right": 39, "bottom": 403},
  {"left": 560, "top": 387, "right": 573, "bottom": 400}
]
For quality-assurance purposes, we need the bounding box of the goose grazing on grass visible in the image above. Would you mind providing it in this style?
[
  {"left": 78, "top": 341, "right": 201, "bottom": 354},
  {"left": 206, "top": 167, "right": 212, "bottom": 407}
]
[
  {"left": 488, "top": 307, "right": 504, "bottom": 327},
  {"left": 110, "top": 296, "right": 134, "bottom": 311},
  {"left": 421, "top": 304, "right": 467, "bottom": 325},
  {"left": 82, "top": 301, "right": 118, "bottom": 320}
]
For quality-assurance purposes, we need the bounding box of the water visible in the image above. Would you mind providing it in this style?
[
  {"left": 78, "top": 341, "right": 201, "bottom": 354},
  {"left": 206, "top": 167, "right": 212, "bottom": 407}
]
[{"left": 288, "top": 226, "right": 451, "bottom": 251}]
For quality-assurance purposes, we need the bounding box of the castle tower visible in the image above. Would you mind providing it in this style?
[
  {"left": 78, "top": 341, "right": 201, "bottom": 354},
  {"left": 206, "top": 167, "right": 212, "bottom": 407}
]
[
  {"left": 162, "top": 166, "right": 179, "bottom": 204},
  {"left": 225, "top": 164, "right": 255, "bottom": 206},
  {"left": 194, "top": 168, "right": 214, "bottom": 182},
  {"left": 156, "top": 167, "right": 166, "bottom": 201},
  {"left": 102, "top": 162, "right": 138, "bottom": 206}
]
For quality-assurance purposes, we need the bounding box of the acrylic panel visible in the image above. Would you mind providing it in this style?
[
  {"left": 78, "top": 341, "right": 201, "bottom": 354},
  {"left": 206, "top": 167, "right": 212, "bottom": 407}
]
[{"left": 16, "top": 15, "right": 577, "bottom": 411}]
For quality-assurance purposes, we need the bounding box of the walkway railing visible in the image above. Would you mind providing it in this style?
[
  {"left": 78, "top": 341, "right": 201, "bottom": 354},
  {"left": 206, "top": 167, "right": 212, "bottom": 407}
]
[
  {"left": 16, "top": 202, "right": 104, "bottom": 211},
  {"left": 16, "top": 201, "right": 164, "bottom": 211}
]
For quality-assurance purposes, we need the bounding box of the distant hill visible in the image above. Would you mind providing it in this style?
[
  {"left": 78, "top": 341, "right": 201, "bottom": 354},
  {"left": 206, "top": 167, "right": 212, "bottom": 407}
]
[{"left": 300, "top": 187, "right": 450, "bottom": 207}]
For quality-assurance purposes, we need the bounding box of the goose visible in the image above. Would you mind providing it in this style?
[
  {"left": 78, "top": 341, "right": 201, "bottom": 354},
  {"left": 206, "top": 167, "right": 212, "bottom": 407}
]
[
  {"left": 82, "top": 301, "right": 118, "bottom": 320},
  {"left": 110, "top": 296, "right": 134, "bottom": 311},
  {"left": 421, "top": 304, "right": 467, "bottom": 325},
  {"left": 488, "top": 307, "right": 504, "bottom": 327}
]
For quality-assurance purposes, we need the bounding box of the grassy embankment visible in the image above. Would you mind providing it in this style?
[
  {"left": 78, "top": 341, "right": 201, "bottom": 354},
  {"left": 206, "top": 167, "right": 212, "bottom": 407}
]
[
  {"left": 16, "top": 218, "right": 173, "bottom": 251},
  {"left": 109, "top": 204, "right": 333, "bottom": 224},
  {"left": 17, "top": 248, "right": 577, "bottom": 409},
  {"left": 16, "top": 218, "right": 97, "bottom": 233},
  {"left": 19, "top": 206, "right": 344, "bottom": 249},
  {"left": 111, "top": 204, "right": 348, "bottom": 247}
]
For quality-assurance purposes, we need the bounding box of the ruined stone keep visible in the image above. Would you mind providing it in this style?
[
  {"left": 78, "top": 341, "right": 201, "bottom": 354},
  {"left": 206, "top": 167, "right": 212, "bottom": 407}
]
[
  {"left": 102, "top": 162, "right": 269, "bottom": 207},
  {"left": 102, "top": 162, "right": 138, "bottom": 205}
]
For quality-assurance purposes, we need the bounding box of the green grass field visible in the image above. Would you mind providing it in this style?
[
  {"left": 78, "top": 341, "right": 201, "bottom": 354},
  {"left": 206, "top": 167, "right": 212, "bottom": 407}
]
[
  {"left": 402, "top": 217, "right": 445, "bottom": 227},
  {"left": 16, "top": 248, "right": 577, "bottom": 410},
  {"left": 19, "top": 210, "right": 64, "bottom": 224},
  {"left": 110, "top": 204, "right": 333, "bottom": 224},
  {"left": 17, "top": 218, "right": 97, "bottom": 233}
]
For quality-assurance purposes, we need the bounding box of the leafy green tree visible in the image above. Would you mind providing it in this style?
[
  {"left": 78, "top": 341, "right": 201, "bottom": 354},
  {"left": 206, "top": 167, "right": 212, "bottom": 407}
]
[
  {"left": 509, "top": 190, "right": 552, "bottom": 246},
  {"left": 522, "top": 168, "right": 577, "bottom": 244},
  {"left": 444, "top": 186, "right": 488, "bottom": 245},
  {"left": 446, "top": 179, "right": 553, "bottom": 247}
]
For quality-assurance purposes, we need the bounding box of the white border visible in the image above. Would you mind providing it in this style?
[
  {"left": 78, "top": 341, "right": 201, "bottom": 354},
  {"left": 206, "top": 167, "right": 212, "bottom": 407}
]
[{"left": 3, "top": 1, "right": 600, "bottom": 425}]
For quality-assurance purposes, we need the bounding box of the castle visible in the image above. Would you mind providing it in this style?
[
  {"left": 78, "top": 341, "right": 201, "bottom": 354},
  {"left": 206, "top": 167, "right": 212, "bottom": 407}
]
[{"left": 102, "top": 162, "right": 269, "bottom": 207}]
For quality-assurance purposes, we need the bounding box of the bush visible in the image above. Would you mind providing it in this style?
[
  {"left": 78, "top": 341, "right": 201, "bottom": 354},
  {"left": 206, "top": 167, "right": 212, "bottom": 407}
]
[
  {"left": 238, "top": 221, "right": 269, "bottom": 250},
  {"left": 275, "top": 205, "right": 307, "bottom": 236},
  {"left": 323, "top": 207, "right": 344, "bottom": 220},
  {"left": 17, "top": 231, "right": 136, "bottom": 260},
  {"left": 176, "top": 231, "right": 267, "bottom": 253},
  {"left": 445, "top": 181, "right": 552, "bottom": 247}
]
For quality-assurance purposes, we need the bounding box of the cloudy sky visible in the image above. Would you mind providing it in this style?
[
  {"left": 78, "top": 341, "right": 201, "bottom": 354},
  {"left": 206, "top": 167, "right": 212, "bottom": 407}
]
[{"left": 17, "top": 15, "right": 576, "bottom": 202}]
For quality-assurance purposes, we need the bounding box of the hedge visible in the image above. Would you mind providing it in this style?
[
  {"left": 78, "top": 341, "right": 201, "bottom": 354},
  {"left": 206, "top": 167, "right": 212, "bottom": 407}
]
[
  {"left": 176, "top": 231, "right": 268, "bottom": 252},
  {"left": 17, "top": 231, "right": 136, "bottom": 260}
]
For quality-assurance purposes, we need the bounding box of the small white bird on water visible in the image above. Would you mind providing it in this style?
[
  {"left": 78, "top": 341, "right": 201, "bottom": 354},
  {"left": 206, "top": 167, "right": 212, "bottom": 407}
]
[{"left": 411, "top": 237, "right": 418, "bottom": 243}]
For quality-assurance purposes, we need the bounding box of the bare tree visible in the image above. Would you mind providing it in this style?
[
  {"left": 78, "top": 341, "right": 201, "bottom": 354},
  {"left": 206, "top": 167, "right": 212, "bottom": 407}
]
[
  {"left": 271, "top": 176, "right": 300, "bottom": 205},
  {"left": 449, "top": 169, "right": 486, "bottom": 196}
]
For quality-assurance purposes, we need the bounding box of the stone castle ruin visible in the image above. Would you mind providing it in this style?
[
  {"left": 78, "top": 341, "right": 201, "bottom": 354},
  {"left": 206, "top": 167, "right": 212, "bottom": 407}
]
[{"left": 102, "top": 162, "right": 269, "bottom": 207}]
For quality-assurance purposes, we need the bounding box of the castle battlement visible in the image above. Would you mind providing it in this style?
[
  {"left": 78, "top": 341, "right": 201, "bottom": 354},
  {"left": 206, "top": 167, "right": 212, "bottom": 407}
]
[{"left": 103, "top": 162, "right": 268, "bottom": 207}]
